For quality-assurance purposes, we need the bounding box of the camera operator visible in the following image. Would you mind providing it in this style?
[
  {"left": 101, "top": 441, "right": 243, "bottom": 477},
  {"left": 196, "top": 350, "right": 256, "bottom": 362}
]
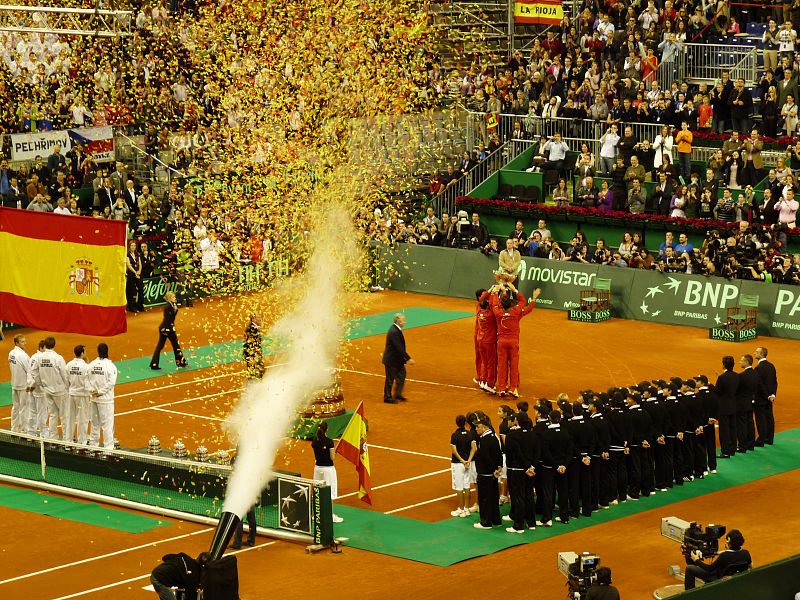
[
  {"left": 656, "top": 247, "right": 686, "bottom": 273},
  {"left": 586, "top": 567, "right": 620, "bottom": 600},
  {"left": 684, "top": 529, "right": 751, "bottom": 590}
]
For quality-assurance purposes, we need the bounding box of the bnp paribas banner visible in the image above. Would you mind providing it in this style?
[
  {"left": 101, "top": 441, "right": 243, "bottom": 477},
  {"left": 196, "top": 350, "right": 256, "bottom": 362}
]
[{"left": 377, "top": 244, "right": 800, "bottom": 340}]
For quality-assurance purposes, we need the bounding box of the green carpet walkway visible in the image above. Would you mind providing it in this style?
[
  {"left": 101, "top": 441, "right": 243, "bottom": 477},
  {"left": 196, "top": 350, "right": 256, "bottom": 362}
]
[
  {"left": 0, "top": 307, "right": 473, "bottom": 407},
  {"left": 333, "top": 429, "right": 800, "bottom": 566},
  {"left": 0, "top": 484, "right": 169, "bottom": 533}
]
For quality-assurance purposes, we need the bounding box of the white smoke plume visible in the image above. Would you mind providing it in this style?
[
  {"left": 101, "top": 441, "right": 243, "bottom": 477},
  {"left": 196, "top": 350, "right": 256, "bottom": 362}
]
[{"left": 221, "top": 204, "right": 358, "bottom": 518}]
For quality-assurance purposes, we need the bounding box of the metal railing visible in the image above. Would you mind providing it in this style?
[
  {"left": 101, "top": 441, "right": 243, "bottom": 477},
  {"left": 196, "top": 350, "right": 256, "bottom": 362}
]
[
  {"left": 464, "top": 110, "right": 663, "bottom": 170},
  {"left": 434, "top": 141, "right": 509, "bottom": 216},
  {"left": 678, "top": 43, "right": 759, "bottom": 84}
]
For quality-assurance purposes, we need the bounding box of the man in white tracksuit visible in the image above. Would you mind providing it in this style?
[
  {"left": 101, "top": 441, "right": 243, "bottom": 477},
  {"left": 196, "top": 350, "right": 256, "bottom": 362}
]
[
  {"left": 88, "top": 343, "right": 118, "bottom": 449},
  {"left": 65, "top": 345, "right": 91, "bottom": 445},
  {"left": 28, "top": 337, "right": 67, "bottom": 440},
  {"left": 8, "top": 334, "right": 32, "bottom": 434},
  {"left": 26, "top": 340, "right": 48, "bottom": 436}
]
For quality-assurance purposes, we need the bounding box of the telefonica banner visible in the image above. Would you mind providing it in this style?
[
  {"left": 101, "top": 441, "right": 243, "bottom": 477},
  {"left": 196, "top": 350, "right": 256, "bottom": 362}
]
[{"left": 377, "top": 245, "right": 800, "bottom": 340}]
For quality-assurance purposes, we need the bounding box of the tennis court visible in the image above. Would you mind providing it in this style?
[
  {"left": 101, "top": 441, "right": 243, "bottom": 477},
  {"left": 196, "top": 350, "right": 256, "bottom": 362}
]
[{"left": 1, "top": 289, "right": 799, "bottom": 599}]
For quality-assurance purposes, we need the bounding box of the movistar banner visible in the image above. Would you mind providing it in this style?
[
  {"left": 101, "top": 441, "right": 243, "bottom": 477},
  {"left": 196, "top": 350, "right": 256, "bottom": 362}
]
[{"left": 377, "top": 244, "right": 800, "bottom": 340}]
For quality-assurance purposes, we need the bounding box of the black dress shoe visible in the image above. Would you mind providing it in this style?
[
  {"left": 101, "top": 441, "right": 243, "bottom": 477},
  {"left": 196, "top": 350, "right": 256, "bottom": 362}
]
[
  {"left": 718, "top": 454, "right": 731, "bottom": 459},
  {"left": 246, "top": 540, "right": 256, "bottom": 547},
  {"left": 150, "top": 365, "right": 162, "bottom": 370},
  {"left": 396, "top": 396, "right": 408, "bottom": 402},
  {"left": 177, "top": 360, "right": 188, "bottom": 368},
  {"left": 384, "top": 399, "right": 398, "bottom": 404}
]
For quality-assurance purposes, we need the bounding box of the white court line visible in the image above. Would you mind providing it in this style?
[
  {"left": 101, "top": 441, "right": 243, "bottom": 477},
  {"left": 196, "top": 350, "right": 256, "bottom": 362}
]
[
  {"left": 116, "top": 370, "right": 239, "bottom": 399},
  {"left": 50, "top": 542, "right": 275, "bottom": 600},
  {"left": 115, "top": 389, "right": 241, "bottom": 417},
  {"left": 384, "top": 493, "right": 457, "bottom": 515},
  {"left": 336, "top": 468, "right": 450, "bottom": 499},
  {"left": 368, "top": 444, "right": 450, "bottom": 461},
  {"left": 153, "top": 407, "right": 226, "bottom": 422},
  {"left": 339, "top": 368, "right": 476, "bottom": 391},
  {"left": 0, "top": 528, "right": 213, "bottom": 587}
]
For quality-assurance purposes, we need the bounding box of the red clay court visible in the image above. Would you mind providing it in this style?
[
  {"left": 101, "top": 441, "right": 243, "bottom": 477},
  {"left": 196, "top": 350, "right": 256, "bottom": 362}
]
[{"left": 1, "top": 289, "right": 799, "bottom": 599}]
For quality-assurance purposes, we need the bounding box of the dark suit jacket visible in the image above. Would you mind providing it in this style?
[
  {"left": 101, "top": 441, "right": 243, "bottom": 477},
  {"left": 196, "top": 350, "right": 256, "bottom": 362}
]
[
  {"left": 650, "top": 182, "right": 674, "bottom": 215},
  {"left": 736, "top": 367, "right": 758, "bottom": 412},
  {"left": 381, "top": 324, "right": 410, "bottom": 368},
  {"left": 714, "top": 370, "right": 740, "bottom": 416},
  {"left": 159, "top": 302, "right": 179, "bottom": 333},
  {"left": 754, "top": 359, "right": 777, "bottom": 405},
  {"left": 475, "top": 431, "right": 503, "bottom": 475},
  {"left": 1, "top": 186, "right": 25, "bottom": 207}
]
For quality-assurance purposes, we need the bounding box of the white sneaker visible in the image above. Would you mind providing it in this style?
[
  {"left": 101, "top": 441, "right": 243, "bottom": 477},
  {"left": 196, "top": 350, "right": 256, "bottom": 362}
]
[
  {"left": 450, "top": 508, "right": 463, "bottom": 517},
  {"left": 473, "top": 522, "right": 493, "bottom": 529},
  {"left": 479, "top": 381, "right": 487, "bottom": 390},
  {"left": 485, "top": 386, "right": 496, "bottom": 394},
  {"left": 711, "top": 469, "right": 717, "bottom": 474},
  {"left": 499, "top": 495, "right": 507, "bottom": 505},
  {"left": 332, "top": 514, "right": 344, "bottom": 523},
  {"left": 459, "top": 509, "right": 469, "bottom": 518},
  {"left": 468, "top": 504, "right": 478, "bottom": 514},
  {"left": 543, "top": 520, "right": 553, "bottom": 527},
  {"left": 505, "top": 527, "right": 524, "bottom": 534},
  {"left": 535, "top": 520, "right": 544, "bottom": 526},
  {"left": 502, "top": 515, "right": 512, "bottom": 522}
]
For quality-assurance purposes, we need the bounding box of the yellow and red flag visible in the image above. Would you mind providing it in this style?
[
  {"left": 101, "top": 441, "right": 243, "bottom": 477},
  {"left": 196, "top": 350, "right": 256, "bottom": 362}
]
[
  {"left": 514, "top": 0, "right": 563, "bottom": 24},
  {"left": 336, "top": 401, "right": 372, "bottom": 504},
  {"left": 0, "top": 207, "right": 127, "bottom": 336}
]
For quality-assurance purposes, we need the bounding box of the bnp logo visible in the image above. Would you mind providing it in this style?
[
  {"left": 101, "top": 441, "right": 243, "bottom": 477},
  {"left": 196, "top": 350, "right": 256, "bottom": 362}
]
[{"left": 638, "top": 276, "right": 739, "bottom": 325}]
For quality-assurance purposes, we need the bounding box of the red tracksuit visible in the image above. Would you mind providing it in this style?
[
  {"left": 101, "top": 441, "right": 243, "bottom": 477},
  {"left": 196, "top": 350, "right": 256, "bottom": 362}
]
[
  {"left": 475, "top": 292, "right": 498, "bottom": 387},
  {"left": 490, "top": 293, "right": 536, "bottom": 393}
]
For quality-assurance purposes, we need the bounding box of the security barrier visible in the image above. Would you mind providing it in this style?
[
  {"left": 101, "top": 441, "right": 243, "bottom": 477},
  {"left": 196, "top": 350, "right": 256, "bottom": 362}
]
[{"left": 378, "top": 244, "right": 800, "bottom": 340}]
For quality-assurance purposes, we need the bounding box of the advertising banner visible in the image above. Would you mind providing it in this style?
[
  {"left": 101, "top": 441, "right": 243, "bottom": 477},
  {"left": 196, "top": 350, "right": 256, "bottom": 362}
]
[
  {"left": 378, "top": 244, "right": 800, "bottom": 340},
  {"left": 10, "top": 126, "right": 115, "bottom": 163},
  {"left": 514, "top": 0, "right": 563, "bottom": 24}
]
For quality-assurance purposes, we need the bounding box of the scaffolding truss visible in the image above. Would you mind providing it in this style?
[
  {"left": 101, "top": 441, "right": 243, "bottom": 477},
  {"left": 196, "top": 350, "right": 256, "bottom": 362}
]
[{"left": 0, "top": 4, "right": 133, "bottom": 38}]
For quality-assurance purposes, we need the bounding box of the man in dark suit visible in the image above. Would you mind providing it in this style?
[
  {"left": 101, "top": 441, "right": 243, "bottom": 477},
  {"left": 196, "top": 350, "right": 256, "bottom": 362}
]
[
  {"left": 381, "top": 313, "right": 413, "bottom": 403},
  {"left": 753, "top": 346, "right": 777, "bottom": 446},
  {"left": 473, "top": 418, "right": 503, "bottom": 529},
  {"left": 736, "top": 355, "right": 758, "bottom": 452},
  {"left": 2, "top": 176, "right": 25, "bottom": 208},
  {"left": 714, "top": 356, "right": 740, "bottom": 458},
  {"left": 649, "top": 172, "right": 674, "bottom": 215}
]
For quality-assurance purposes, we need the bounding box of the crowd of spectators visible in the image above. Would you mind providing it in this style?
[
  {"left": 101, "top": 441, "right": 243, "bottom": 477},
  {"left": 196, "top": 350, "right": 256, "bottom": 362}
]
[
  {"left": 456, "top": 6, "right": 800, "bottom": 138},
  {"left": 370, "top": 201, "right": 799, "bottom": 284},
  {"left": 0, "top": 0, "right": 444, "bottom": 293}
]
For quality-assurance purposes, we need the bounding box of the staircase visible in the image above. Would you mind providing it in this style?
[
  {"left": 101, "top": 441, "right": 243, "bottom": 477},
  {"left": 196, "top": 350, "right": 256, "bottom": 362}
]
[{"left": 428, "top": 0, "right": 511, "bottom": 70}]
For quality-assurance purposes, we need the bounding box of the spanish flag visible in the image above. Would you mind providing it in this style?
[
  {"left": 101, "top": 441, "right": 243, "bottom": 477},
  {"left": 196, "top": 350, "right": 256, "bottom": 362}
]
[
  {"left": 336, "top": 401, "right": 372, "bottom": 504},
  {"left": 0, "top": 208, "right": 127, "bottom": 336}
]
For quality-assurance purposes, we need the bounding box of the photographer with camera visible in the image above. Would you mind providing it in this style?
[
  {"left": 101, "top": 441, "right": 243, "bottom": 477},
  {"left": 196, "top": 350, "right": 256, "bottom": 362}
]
[
  {"left": 586, "top": 567, "right": 620, "bottom": 600},
  {"left": 684, "top": 529, "right": 751, "bottom": 589}
]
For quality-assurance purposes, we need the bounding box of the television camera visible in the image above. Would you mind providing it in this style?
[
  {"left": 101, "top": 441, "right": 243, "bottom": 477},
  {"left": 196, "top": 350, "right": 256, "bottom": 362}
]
[
  {"left": 558, "top": 551, "right": 601, "bottom": 600},
  {"left": 661, "top": 516, "right": 726, "bottom": 559},
  {"left": 452, "top": 210, "right": 472, "bottom": 249}
]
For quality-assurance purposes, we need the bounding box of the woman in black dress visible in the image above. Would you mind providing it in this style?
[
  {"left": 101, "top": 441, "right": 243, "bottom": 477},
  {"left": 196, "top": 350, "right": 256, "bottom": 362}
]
[
  {"left": 125, "top": 240, "right": 144, "bottom": 313},
  {"left": 150, "top": 291, "right": 188, "bottom": 370}
]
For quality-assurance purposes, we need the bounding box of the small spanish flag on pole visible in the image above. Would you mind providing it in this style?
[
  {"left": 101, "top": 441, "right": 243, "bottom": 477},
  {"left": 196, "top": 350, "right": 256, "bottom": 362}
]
[{"left": 336, "top": 401, "right": 372, "bottom": 505}]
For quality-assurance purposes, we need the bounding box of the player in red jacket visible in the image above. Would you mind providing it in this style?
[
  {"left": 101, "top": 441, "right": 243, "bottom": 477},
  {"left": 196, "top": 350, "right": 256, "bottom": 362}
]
[
  {"left": 489, "top": 283, "right": 541, "bottom": 397},
  {"left": 474, "top": 289, "right": 497, "bottom": 393}
]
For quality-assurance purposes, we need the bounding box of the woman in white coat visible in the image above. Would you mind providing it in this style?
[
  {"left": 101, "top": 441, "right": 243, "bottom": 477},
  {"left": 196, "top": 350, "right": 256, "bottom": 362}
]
[{"left": 652, "top": 124, "right": 674, "bottom": 176}]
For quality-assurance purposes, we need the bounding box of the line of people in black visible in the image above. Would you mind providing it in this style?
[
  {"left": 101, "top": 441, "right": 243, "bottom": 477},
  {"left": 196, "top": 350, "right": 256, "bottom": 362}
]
[{"left": 459, "top": 348, "right": 778, "bottom": 531}]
